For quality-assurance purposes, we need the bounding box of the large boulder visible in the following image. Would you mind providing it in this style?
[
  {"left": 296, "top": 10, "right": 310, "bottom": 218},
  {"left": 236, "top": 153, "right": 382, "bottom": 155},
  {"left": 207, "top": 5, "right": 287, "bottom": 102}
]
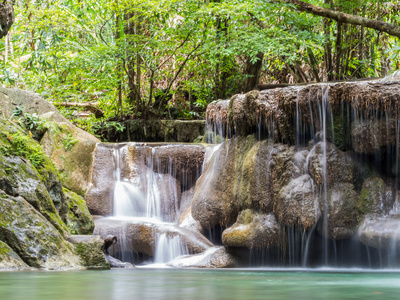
[
  {"left": 63, "top": 188, "right": 95, "bottom": 235},
  {"left": 0, "top": 190, "right": 82, "bottom": 269},
  {"left": 0, "top": 241, "right": 30, "bottom": 270},
  {"left": 275, "top": 174, "right": 321, "bottom": 230},
  {"left": 94, "top": 218, "right": 213, "bottom": 258},
  {"left": 0, "top": 118, "right": 68, "bottom": 234},
  {"left": 40, "top": 122, "right": 99, "bottom": 197},
  {"left": 222, "top": 210, "right": 281, "bottom": 249},
  {"left": 0, "top": 88, "right": 100, "bottom": 197},
  {"left": 191, "top": 137, "right": 303, "bottom": 230},
  {"left": 358, "top": 217, "right": 400, "bottom": 250},
  {"left": 66, "top": 235, "right": 110, "bottom": 270}
]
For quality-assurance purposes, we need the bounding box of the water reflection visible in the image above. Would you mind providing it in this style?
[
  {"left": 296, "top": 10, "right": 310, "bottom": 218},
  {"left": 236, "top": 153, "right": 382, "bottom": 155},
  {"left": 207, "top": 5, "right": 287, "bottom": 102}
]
[{"left": 1, "top": 269, "right": 400, "bottom": 300}]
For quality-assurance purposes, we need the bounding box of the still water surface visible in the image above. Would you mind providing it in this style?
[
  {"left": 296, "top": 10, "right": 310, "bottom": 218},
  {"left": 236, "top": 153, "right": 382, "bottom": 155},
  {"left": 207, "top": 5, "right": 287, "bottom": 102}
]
[{"left": 1, "top": 268, "right": 399, "bottom": 300}]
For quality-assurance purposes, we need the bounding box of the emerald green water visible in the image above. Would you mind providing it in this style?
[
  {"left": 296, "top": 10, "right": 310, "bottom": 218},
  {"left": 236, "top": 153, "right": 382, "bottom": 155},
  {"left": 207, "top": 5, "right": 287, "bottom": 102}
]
[{"left": 1, "top": 268, "right": 400, "bottom": 300}]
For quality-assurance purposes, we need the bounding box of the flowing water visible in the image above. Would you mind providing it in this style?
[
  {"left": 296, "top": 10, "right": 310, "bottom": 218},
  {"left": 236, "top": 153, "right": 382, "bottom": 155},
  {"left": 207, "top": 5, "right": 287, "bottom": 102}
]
[{"left": 1, "top": 269, "right": 400, "bottom": 300}]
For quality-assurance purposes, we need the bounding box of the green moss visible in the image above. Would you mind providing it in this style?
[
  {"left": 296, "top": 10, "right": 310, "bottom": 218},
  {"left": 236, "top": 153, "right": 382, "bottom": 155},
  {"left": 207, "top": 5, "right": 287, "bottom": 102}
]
[
  {"left": 62, "top": 187, "right": 94, "bottom": 235},
  {"left": 0, "top": 242, "right": 11, "bottom": 256},
  {"left": 61, "top": 133, "right": 78, "bottom": 151},
  {"left": 74, "top": 242, "right": 109, "bottom": 270}
]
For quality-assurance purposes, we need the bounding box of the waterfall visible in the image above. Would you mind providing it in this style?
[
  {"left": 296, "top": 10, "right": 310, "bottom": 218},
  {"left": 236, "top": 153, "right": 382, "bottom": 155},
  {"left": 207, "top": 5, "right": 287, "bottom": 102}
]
[{"left": 154, "top": 233, "right": 189, "bottom": 264}]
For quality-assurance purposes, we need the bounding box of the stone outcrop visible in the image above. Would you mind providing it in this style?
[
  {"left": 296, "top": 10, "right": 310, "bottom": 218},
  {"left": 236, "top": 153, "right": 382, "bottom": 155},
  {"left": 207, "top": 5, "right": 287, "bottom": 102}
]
[
  {"left": 94, "top": 218, "right": 213, "bottom": 258},
  {"left": 222, "top": 210, "right": 281, "bottom": 249},
  {"left": 0, "top": 88, "right": 100, "bottom": 197},
  {"left": 0, "top": 241, "right": 30, "bottom": 270},
  {"left": 63, "top": 188, "right": 95, "bottom": 235},
  {"left": 86, "top": 143, "right": 205, "bottom": 218},
  {"left": 66, "top": 235, "right": 110, "bottom": 270}
]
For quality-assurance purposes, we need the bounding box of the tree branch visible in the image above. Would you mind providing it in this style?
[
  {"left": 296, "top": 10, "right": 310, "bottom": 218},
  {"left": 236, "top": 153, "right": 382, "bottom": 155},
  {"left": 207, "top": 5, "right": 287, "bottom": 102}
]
[{"left": 285, "top": 0, "right": 400, "bottom": 39}]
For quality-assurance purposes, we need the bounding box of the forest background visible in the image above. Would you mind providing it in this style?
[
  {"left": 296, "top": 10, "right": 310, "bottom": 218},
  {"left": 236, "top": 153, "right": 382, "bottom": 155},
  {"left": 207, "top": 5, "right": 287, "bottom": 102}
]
[{"left": 1, "top": 0, "right": 400, "bottom": 138}]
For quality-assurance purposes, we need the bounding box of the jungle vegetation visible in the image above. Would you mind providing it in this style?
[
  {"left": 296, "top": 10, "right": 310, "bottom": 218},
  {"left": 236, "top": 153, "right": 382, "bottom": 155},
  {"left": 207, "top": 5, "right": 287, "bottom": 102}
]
[{"left": 1, "top": 0, "right": 400, "bottom": 136}]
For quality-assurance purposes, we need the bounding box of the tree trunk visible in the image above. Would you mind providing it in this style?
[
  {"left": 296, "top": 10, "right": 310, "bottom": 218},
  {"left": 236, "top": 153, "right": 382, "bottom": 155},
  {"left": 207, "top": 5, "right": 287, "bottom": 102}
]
[
  {"left": 0, "top": 1, "right": 14, "bottom": 39},
  {"left": 242, "top": 52, "right": 264, "bottom": 92}
]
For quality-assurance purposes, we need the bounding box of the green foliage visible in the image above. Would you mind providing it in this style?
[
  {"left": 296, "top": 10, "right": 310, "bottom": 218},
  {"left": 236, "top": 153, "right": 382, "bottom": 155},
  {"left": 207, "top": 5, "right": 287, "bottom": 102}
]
[
  {"left": 0, "top": 0, "right": 399, "bottom": 128},
  {"left": 61, "top": 133, "right": 78, "bottom": 151},
  {"left": 0, "top": 132, "right": 45, "bottom": 169}
]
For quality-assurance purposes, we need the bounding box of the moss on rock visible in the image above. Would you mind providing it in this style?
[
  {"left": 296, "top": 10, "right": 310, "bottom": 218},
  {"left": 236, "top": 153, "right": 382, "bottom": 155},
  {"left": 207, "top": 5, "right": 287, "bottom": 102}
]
[
  {"left": 0, "top": 241, "right": 30, "bottom": 270},
  {"left": 63, "top": 187, "right": 95, "bottom": 235},
  {"left": 0, "top": 190, "right": 81, "bottom": 269}
]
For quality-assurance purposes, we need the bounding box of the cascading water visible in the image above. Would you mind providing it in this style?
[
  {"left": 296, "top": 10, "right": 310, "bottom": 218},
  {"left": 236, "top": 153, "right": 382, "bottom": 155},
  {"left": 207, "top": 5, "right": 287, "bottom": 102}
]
[
  {"left": 90, "top": 78, "right": 400, "bottom": 269},
  {"left": 90, "top": 143, "right": 208, "bottom": 265}
]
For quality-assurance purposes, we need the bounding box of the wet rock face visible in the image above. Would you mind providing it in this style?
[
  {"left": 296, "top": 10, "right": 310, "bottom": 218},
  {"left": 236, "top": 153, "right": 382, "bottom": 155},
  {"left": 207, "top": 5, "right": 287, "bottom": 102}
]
[
  {"left": 307, "top": 142, "right": 359, "bottom": 187},
  {"left": 0, "top": 190, "right": 81, "bottom": 269},
  {"left": 94, "top": 218, "right": 213, "bottom": 259},
  {"left": 321, "top": 183, "right": 360, "bottom": 240},
  {"left": 222, "top": 210, "right": 281, "bottom": 249},
  {"left": 0, "top": 241, "right": 30, "bottom": 270},
  {"left": 358, "top": 217, "right": 400, "bottom": 250},
  {"left": 0, "top": 3, "right": 14, "bottom": 39},
  {"left": 151, "top": 145, "right": 205, "bottom": 189},
  {"left": 85, "top": 144, "right": 116, "bottom": 216},
  {"left": 0, "top": 154, "right": 68, "bottom": 234},
  {"left": 275, "top": 174, "right": 321, "bottom": 230},
  {"left": 63, "top": 188, "right": 95, "bottom": 235},
  {"left": 66, "top": 235, "right": 110, "bottom": 270},
  {"left": 351, "top": 119, "right": 397, "bottom": 155}
]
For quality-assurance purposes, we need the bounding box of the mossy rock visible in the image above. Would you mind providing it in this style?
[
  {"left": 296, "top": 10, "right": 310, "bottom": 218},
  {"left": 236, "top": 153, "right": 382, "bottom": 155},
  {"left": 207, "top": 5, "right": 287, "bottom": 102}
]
[
  {"left": 63, "top": 187, "right": 95, "bottom": 235},
  {"left": 67, "top": 235, "right": 110, "bottom": 270},
  {"left": 0, "top": 241, "right": 30, "bottom": 270},
  {"left": 40, "top": 122, "right": 99, "bottom": 197},
  {"left": 0, "top": 190, "right": 81, "bottom": 269},
  {"left": 222, "top": 210, "right": 281, "bottom": 249},
  {"left": 0, "top": 121, "right": 68, "bottom": 234}
]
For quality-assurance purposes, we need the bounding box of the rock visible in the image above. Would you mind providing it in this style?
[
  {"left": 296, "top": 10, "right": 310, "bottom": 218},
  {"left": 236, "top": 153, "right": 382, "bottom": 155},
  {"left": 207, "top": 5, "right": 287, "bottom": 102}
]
[
  {"left": 359, "top": 177, "right": 395, "bottom": 216},
  {"left": 85, "top": 143, "right": 117, "bottom": 216},
  {"left": 0, "top": 131, "right": 68, "bottom": 234},
  {"left": 0, "top": 88, "right": 68, "bottom": 122},
  {"left": 222, "top": 210, "right": 281, "bottom": 249},
  {"left": 40, "top": 122, "right": 99, "bottom": 197},
  {"left": 67, "top": 235, "right": 110, "bottom": 270},
  {"left": 320, "top": 183, "right": 360, "bottom": 240},
  {"left": 192, "top": 137, "right": 302, "bottom": 230},
  {"left": 358, "top": 217, "right": 400, "bottom": 250},
  {"left": 179, "top": 206, "right": 203, "bottom": 234},
  {"left": 275, "top": 174, "right": 321, "bottom": 230},
  {"left": 167, "top": 247, "right": 238, "bottom": 268},
  {"left": 151, "top": 144, "right": 205, "bottom": 189},
  {"left": 0, "top": 88, "right": 100, "bottom": 197},
  {"left": 104, "top": 253, "right": 135, "bottom": 268},
  {"left": 0, "top": 190, "right": 82, "bottom": 269},
  {"left": 63, "top": 187, "right": 95, "bottom": 235},
  {"left": 351, "top": 118, "right": 397, "bottom": 154},
  {"left": 205, "top": 80, "right": 400, "bottom": 140},
  {"left": 307, "top": 141, "right": 359, "bottom": 187},
  {"left": 0, "top": 241, "right": 30, "bottom": 270},
  {"left": 0, "top": 3, "right": 15, "bottom": 39},
  {"left": 94, "top": 218, "right": 213, "bottom": 258}
]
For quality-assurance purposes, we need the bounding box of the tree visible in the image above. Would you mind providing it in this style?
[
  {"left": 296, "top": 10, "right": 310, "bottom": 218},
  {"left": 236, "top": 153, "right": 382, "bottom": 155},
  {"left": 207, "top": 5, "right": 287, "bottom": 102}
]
[{"left": 0, "top": 1, "right": 14, "bottom": 39}]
